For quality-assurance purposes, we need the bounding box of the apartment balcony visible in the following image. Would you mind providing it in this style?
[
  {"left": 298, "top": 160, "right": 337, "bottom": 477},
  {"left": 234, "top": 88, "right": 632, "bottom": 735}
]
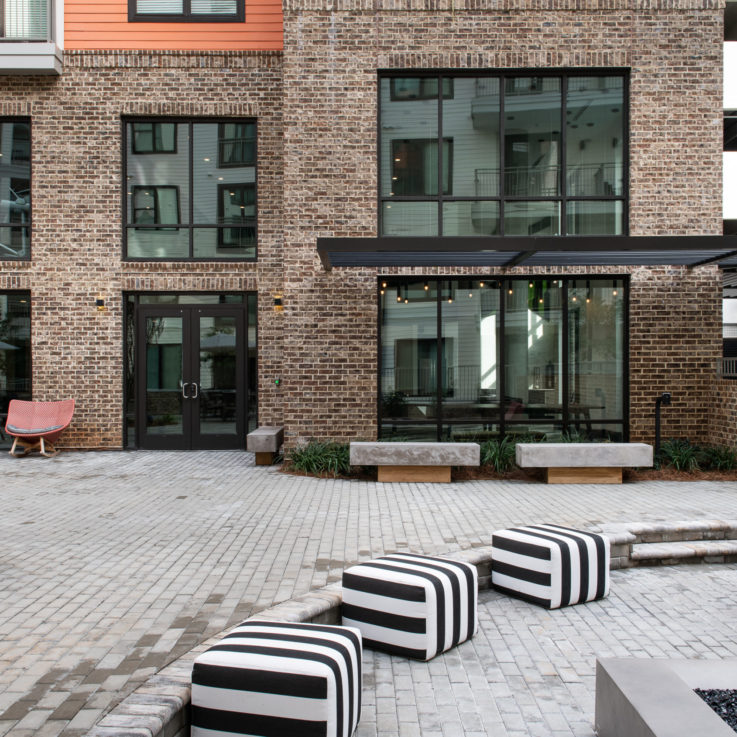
[{"left": 0, "top": 0, "right": 62, "bottom": 75}]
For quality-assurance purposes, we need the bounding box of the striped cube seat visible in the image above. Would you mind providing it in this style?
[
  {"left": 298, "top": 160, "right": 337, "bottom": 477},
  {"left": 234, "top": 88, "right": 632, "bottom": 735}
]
[
  {"left": 491, "top": 523, "right": 610, "bottom": 609},
  {"left": 341, "top": 552, "right": 477, "bottom": 661},
  {"left": 191, "top": 621, "right": 362, "bottom": 737}
]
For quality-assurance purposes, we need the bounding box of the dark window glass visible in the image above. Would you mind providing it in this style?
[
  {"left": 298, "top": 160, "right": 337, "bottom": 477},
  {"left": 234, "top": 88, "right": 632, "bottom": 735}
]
[
  {"left": 125, "top": 119, "right": 256, "bottom": 260},
  {"left": 726, "top": 112, "right": 737, "bottom": 151},
  {"left": 379, "top": 277, "right": 626, "bottom": 441},
  {"left": 130, "top": 0, "right": 243, "bottom": 22},
  {"left": 0, "top": 120, "right": 31, "bottom": 260},
  {"left": 380, "top": 72, "right": 627, "bottom": 237},
  {"left": 0, "top": 291, "right": 31, "bottom": 449}
]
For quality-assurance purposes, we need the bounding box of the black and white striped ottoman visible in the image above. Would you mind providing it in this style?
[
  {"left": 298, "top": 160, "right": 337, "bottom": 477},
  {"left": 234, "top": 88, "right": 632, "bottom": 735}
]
[
  {"left": 491, "top": 523, "right": 610, "bottom": 609},
  {"left": 191, "top": 621, "right": 362, "bottom": 737},
  {"left": 341, "top": 552, "right": 477, "bottom": 661}
]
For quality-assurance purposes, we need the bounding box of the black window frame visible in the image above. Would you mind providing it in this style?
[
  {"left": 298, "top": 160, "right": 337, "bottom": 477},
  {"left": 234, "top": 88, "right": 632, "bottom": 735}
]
[
  {"left": 217, "top": 122, "right": 256, "bottom": 168},
  {"left": 132, "top": 185, "right": 181, "bottom": 229},
  {"left": 123, "top": 117, "right": 257, "bottom": 262},
  {"left": 0, "top": 117, "right": 31, "bottom": 263},
  {"left": 128, "top": 0, "right": 244, "bottom": 22},
  {"left": 217, "top": 182, "right": 256, "bottom": 247},
  {"left": 390, "top": 138, "right": 453, "bottom": 197},
  {"left": 379, "top": 69, "right": 630, "bottom": 238},
  {"left": 377, "top": 275, "right": 630, "bottom": 442}
]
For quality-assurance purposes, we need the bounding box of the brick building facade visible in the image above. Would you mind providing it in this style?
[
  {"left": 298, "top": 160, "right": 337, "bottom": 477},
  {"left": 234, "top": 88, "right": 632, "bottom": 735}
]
[{"left": 0, "top": 0, "right": 734, "bottom": 452}]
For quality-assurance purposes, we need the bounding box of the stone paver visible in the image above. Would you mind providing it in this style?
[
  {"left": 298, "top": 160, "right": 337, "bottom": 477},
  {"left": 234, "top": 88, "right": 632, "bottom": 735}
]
[{"left": 1, "top": 449, "right": 736, "bottom": 736}]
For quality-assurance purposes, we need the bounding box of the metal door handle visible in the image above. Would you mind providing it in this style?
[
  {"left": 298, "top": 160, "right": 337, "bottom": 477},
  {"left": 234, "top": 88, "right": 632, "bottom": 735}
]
[
  {"left": 181, "top": 382, "right": 190, "bottom": 398},
  {"left": 191, "top": 382, "right": 199, "bottom": 399}
]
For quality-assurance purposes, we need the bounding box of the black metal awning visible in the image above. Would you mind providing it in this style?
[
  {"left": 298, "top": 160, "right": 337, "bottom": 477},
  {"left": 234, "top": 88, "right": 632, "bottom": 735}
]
[{"left": 316, "top": 235, "right": 737, "bottom": 271}]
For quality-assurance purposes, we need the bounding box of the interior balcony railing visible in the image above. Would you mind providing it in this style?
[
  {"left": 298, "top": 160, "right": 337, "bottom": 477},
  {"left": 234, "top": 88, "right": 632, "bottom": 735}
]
[{"left": 0, "top": 0, "right": 51, "bottom": 41}]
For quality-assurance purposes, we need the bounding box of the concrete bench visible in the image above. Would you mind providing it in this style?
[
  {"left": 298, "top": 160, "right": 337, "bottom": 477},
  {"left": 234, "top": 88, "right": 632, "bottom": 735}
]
[
  {"left": 350, "top": 441, "right": 479, "bottom": 482},
  {"left": 246, "top": 426, "right": 284, "bottom": 465},
  {"left": 516, "top": 442, "right": 653, "bottom": 484}
]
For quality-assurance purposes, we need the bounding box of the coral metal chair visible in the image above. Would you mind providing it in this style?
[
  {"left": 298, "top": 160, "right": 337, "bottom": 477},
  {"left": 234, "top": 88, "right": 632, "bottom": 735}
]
[{"left": 5, "top": 399, "right": 75, "bottom": 458}]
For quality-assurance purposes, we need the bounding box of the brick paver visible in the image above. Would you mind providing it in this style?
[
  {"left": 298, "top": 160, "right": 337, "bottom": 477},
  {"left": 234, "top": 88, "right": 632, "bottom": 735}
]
[{"left": 1, "top": 450, "right": 736, "bottom": 736}]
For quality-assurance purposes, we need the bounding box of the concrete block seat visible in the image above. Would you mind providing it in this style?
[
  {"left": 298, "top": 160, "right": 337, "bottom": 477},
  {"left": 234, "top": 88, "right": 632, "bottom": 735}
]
[
  {"left": 191, "top": 620, "right": 362, "bottom": 737},
  {"left": 349, "top": 441, "right": 479, "bottom": 483},
  {"left": 491, "top": 524, "right": 610, "bottom": 609},
  {"left": 246, "top": 426, "right": 284, "bottom": 465},
  {"left": 516, "top": 442, "right": 653, "bottom": 484},
  {"left": 341, "top": 552, "right": 478, "bottom": 660}
]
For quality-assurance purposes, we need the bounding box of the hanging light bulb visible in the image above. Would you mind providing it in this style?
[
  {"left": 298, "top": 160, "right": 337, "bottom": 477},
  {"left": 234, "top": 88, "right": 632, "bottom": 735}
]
[
  {"left": 572, "top": 295, "right": 577, "bottom": 302},
  {"left": 479, "top": 281, "right": 485, "bottom": 288},
  {"left": 613, "top": 289, "right": 618, "bottom": 296},
  {"left": 382, "top": 281, "right": 387, "bottom": 288},
  {"left": 396, "top": 295, "right": 402, "bottom": 303},
  {"left": 380, "top": 289, "right": 385, "bottom": 296},
  {"left": 508, "top": 288, "right": 513, "bottom": 295},
  {"left": 424, "top": 282, "right": 429, "bottom": 291},
  {"left": 404, "top": 298, "right": 409, "bottom": 304}
]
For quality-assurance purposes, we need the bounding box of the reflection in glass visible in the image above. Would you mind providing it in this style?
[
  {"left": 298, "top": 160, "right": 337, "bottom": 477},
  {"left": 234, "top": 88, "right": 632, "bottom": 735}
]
[
  {"left": 380, "top": 423, "right": 440, "bottom": 442},
  {"left": 566, "top": 76, "right": 624, "bottom": 197},
  {"left": 568, "top": 279, "right": 624, "bottom": 426},
  {"left": 145, "top": 316, "right": 183, "bottom": 435},
  {"left": 504, "top": 280, "right": 563, "bottom": 421},
  {"left": 381, "top": 202, "right": 438, "bottom": 236},
  {"left": 504, "top": 201, "right": 560, "bottom": 235},
  {"left": 247, "top": 294, "right": 258, "bottom": 433},
  {"left": 127, "top": 227, "right": 189, "bottom": 259},
  {"left": 441, "top": 281, "right": 500, "bottom": 425},
  {"left": 380, "top": 282, "right": 439, "bottom": 432},
  {"left": 0, "top": 292, "right": 31, "bottom": 449},
  {"left": 0, "top": 122, "right": 31, "bottom": 259},
  {"left": 443, "top": 201, "right": 499, "bottom": 236},
  {"left": 199, "top": 316, "right": 237, "bottom": 435},
  {"left": 567, "top": 200, "right": 624, "bottom": 235},
  {"left": 504, "top": 77, "right": 560, "bottom": 197}
]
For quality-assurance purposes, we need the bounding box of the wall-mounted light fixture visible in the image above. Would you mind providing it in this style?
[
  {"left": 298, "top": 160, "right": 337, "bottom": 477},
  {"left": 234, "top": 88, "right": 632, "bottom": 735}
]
[
  {"left": 95, "top": 296, "right": 106, "bottom": 312},
  {"left": 273, "top": 295, "right": 284, "bottom": 312}
]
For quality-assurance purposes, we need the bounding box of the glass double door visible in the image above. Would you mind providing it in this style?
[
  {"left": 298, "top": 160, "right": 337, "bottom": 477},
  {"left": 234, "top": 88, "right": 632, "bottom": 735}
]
[{"left": 136, "top": 305, "right": 247, "bottom": 450}]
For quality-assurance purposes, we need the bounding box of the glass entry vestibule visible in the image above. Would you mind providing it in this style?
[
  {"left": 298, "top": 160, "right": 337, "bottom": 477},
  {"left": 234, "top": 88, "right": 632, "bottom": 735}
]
[
  {"left": 379, "top": 277, "right": 626, "bottom": 441},
  {"left": 125, "top": 294, "right": 257, "bottom": 449}
]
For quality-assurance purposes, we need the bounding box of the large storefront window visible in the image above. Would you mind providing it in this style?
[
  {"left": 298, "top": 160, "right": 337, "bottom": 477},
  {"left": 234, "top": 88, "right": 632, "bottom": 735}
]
[
  {"left": 379, "top": 277, "right": 626, "bottom": 441},
  {"left": 0, "top": 119, "right": 31, "bottom": 260},
  {"left": 124, "top": 120, "right": 257, "bottom": 260},
  {"left": 380, "top": 72, "right": 627, "bottom": 236},
  {"left": 0, "top": 292, "right": 31, "bottom": 448}
]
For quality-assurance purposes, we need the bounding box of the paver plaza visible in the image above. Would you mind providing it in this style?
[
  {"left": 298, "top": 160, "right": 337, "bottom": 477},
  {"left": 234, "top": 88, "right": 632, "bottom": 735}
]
[{"left": 1, "top": 450, "right": 736, "bottom": 736}]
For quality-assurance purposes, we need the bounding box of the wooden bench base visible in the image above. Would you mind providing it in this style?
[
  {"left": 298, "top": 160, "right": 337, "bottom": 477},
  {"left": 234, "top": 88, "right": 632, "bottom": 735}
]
[
  {"left": 378, "top": 465, "right": 451, "bottom": 483},
  {"left": 546, "top": 467, "right": 622, "bottom": 484},
  {"left": 255, "top": 451, "right": 275, "bottom": 466}
]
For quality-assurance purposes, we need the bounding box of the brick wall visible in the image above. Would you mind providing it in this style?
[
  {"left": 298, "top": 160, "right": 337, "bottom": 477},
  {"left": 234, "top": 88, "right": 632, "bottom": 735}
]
[
  {"left": 709, "top": 378, "right": 737, "bottom": 450},
  {"left": 279, "top": 0, "right": 724, "bottom": 446},
  {"left": 0, "top": 51, "right": 284, "bottom": 448}
]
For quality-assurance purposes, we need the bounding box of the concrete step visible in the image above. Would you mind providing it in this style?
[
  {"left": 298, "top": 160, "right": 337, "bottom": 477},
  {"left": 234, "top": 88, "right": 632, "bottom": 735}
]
[{"left": 630, "top": 540, "right": 737, "bottom": 567}]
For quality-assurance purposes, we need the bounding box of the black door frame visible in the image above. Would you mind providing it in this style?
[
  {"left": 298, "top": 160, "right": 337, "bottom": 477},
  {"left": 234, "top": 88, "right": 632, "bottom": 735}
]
[{"left": 134, "top": 303, "right": 247, "bottom": 450}]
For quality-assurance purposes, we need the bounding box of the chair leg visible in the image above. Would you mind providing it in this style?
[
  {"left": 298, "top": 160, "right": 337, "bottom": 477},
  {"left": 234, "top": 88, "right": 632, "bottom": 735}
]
[
  {"left": 9, "top": 437, "right": 31, "bottom": 457},
  {"left": 39, "top": 438, "right": 58, "bottom": 458}
]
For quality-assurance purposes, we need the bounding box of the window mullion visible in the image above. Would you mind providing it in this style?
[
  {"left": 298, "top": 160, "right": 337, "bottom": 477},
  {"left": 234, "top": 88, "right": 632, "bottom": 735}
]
[
  {"left": 438, "top": 74, "right": 443, "bottom": 236},
  {"left": 499, "top": 74, "right": 505, "bottom": 236},
  {"left": 188, "top": 122, "right": 194, "bottom": 257},
  {"left": 560, "top": 75, "right": 567, "bottom": 236}
]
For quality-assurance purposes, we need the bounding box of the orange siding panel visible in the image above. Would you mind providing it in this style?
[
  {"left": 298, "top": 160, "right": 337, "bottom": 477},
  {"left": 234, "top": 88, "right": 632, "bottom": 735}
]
[{"left": 64, "top": 0, "right": 282, "bottom": 50}]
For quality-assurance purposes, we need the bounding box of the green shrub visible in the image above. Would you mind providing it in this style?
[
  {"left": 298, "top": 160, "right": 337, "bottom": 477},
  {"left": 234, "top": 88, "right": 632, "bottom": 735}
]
[
  {"left": 288, "top": 440, "right": 351, "bottom": 477},
  {"left": 480, "top": 436, "right": 517, "bottom": 473},
  {"left": 560, "top": 429, "right": 591, "bottom": 443},
  {"left": 696, "top": 444, "right": 737, "bottom": 471},
  {"left": 658, "top": 438, "right": 700, "bottom": 472}
]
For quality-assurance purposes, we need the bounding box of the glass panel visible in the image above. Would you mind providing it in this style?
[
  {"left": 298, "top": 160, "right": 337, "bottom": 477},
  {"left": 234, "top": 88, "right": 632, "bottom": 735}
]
[
  {"left": 381, "top": 201, "right": 438, "bottom": 236},
  {"left": 191, "top": 0, "right": 237, "bottom": 12},
  {"left": 380, "top": 281, "right": 439, "bottom": 424},
  {"left": 443, "top": 201, "right": 499, "bottom": 236},
  {"left": 504, "top": 77, "right": 561, "bottom": 196},
  {"left": 199, "top": 316, "right": 237, "bottom": 435},
  {"left": 579, "top": 423, "right": 624, "bottom": 442},
  {"left": 444, "top": 77, "right": 499, "bottom": 198},
  {"left": 136, "top": 0, "right": 183, "bottom": 12},
  {"left": 566, "top": 76, "right": 624, "bottom": 196},
  {"left": 139, "top": 294, "right": 243, "bottom": 304},
  {"left": 2, "top": 0, "right": 48, "bottom": 39},
  {"left": 441, "top": 280, "right": 501, "bottom": 423},
  {"left": 126, "top": 227, "right": 189, "bottom": 259},
  {"left": 380, "top": 77, "right": 438, "bottom": 198},
  {"left": 125, "top": 296, "right": 136, "bottom": 448},
  {"left": 0, "top": 292, "right": 31, "bottom": 449},
  {"left": 568, "top": 279, "right": 624, "bottom": 422},
  {"left": 504, "top": 201, "right": 560, "bottom": 235},
  {"left": 504, "top": 279, "right": 563, "bottom": 421},
  {"left": 444, "top": 424, "right": 500, "bottom": 443},
  {"left": 390, "top": 138, "right": 451, "bottom": 196},
  {"left": 193, "top": 123, "right": 255, "bottom": 227},
  {"left": 247, "top": 293, "right": 258, "bottom": 433},
  {"left": 194, "top": 228, "right": 255, "bottom": 259},
  {"left": 567, "top": 200, "right": 624, "bottom": 235},
  {"left": 127, "top": 122, "right": 189, "bottom": 223},
  {"left": 145, "top": 316, "right": 183, "bottom": 435},
  {"left": 0, "top": 122, "right": 31, "bottom": 260},
  {"left": 218, "top": 123, "right": 256, "bottom": 167},
  {"left": 379, "top": 423, "right": 439, "bottom": 441}
]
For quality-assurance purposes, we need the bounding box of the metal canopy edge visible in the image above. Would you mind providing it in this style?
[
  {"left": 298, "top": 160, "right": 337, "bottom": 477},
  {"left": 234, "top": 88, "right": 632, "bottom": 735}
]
[{"left": 316, "top": 235, "right": 737, "bottom": 271}]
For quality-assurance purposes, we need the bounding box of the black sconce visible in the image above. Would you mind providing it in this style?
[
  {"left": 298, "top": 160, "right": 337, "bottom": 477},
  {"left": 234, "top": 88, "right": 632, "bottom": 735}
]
[{"left": 654, "top": 392, "right": 672, "bottom": 460}]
